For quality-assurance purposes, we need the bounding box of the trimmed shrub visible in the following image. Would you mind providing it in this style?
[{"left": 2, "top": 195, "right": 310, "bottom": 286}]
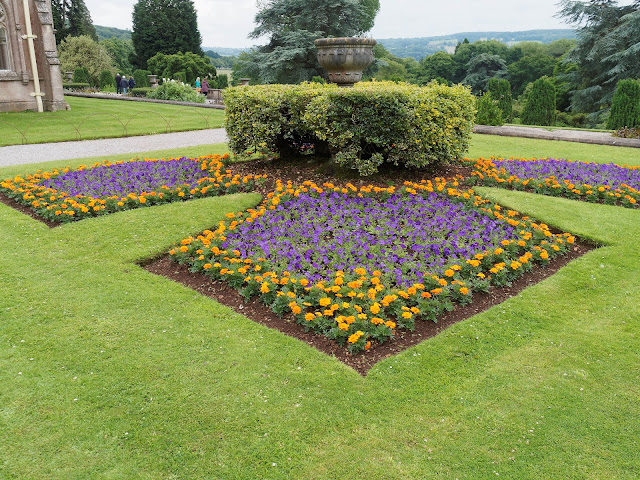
[
  {"left": 73, "top": 66, "right": 90, "bottom": 84},
  {"left": 522, "top": 77, "right": 556, "bottom": 126},
  {"left": 99, "top": 70, "right": 115, "bottom": 90},
  {"left": 556, "top": 111, "right": 588, "bottom": 128},
  {"left": 130, "top": 87, "right": 154, "bottom": 97},
  {"left": 606, "top": 78, "right": 640, "bottom": 130},
  {"left": 133, "top": 69, "right": 151, "bottom": 88},
  {"left": 216, "top": 74, "right": 229, "bottom": 89},
  {"left": 146, "top": 81, "right": 205, "bottom": 103},
  {"left": 63, "top": 82, "right": 91, "bottom": 91},
  {"left": 224, "top": 81, "right": 476, "bottom": 176},
  {"left": 475, "top": 93, "right": 503, "bottom": 126},
  {"left": 486, "top": 77, "right": 512, "bottom": 122}
]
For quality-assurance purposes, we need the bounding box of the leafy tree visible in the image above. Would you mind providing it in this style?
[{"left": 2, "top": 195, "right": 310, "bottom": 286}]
[
  {"left": 487, "top": 78, "right": 513, "bottom": 121},
  {"left": 606, "top": 78, "right": 640, "bottom": 129},
  {"left": 461, "top": 53, "right": 508, "bottom": 94},
  {"left": 452, "top": 40, "right": 511, "bottom": 82},
  {"left": 100, "top": 38, "right": 135, "bottom": 74},
  {"left": 522, "top": 77, "right": 556, "bottom": 126},
  {"left": 418, "top": 51, "right": 457, "bottom": 84},
  {"left": 235, "top": 0, "right": 378, "bottom": 84},
  {"left": 58, "top": 35, "right": 114, "bottom": 86},
  {"left": 99, "top": 70, "right": 116, "bottom": 90},
  {"left": 131, "top": 0, "right": 204, "bottom": 69},
  {"left": 507, "top": 54, "right": 557, "bottom": 97},
  {"left": 133, "top": 69, "right": 151, "bottom": 87},
  {"left": 558, "top": 0, "right": 640, "bottom": 115},
  {"left": 147, "top": 52, "right": 215, "bottom": 85},
  {"left": 51, "top": 0, "right": 97, "bottom": 44}
]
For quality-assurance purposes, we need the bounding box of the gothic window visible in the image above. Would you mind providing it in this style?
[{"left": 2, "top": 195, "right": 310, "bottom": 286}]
[{"left": 0, "top": 3, "right": 11, "bottom": 71}]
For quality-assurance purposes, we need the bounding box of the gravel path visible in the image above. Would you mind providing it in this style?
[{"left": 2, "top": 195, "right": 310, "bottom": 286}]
[{"left": 0, "top": 128, "right": 228, "bottom": 167}]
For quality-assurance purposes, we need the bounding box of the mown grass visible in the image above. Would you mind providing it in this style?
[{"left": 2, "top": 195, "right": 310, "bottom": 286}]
[
  {"left": 0, "top": 96, "right": 225, "bottom": 147},
  {"left": 1, "top": 136, "right": 639, "bottom": 478}
]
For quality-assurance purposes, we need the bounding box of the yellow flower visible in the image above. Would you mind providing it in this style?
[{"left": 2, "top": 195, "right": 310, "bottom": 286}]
[
  {"left": 319, "top": 297, "right": 331, "bottom": 307},
  {"left": 305, "top": 313, "right": 315, "bottom": 321}
]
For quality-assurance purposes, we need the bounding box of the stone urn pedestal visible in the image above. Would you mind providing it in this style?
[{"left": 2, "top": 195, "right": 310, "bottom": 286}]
[{"left": 314, "top": 37, "right": 376, "bottom": 87}]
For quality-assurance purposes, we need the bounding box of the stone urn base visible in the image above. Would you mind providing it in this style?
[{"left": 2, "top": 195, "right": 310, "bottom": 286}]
[{"left": 315, "top": 37, "right": 376, "bottom": 87}]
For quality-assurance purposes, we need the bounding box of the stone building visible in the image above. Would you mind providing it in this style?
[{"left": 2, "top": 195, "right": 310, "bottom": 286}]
[{"left": 0, "top": 0, "right": 67, "bottom": 112}]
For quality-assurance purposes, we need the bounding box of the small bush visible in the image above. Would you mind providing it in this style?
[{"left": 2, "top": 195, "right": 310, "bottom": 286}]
[
  {"left": 486, "top": 78, "right": 512, "bottom": 121},
  {"left": 613, "top": 126, "right": 640, "bottom": 139},
  {"left": 606, "top": 78, "right": 640, "bottom": 130},
  {"left": 475, "top": 93, "right": 503, "bottom": 126},
  {"left": 99, "top": 70, "right": 115, "bottom": 90},
  {"left": 522, "top": 77, "right": 556, "bottom": 126},
  {"left": 224, "top": 81, "right": 476, "bottom": 176},
  {"left": 131, "top": 87, "right": 154, "bottom": 97},
  {"left": 146, "top": 81, "right": 205, "bottom": 103},
  {"left": 133, "top": 69, "right": 151, "bottom": 88},
  {"left": 64, "top": 82, "right": 91, "bottom": 91},
  {"left": 556, "top": 111, "right": 588, "bottom": 128}
]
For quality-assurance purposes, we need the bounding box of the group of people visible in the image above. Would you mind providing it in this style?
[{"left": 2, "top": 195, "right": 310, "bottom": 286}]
[
  {"left": 194, "top": 77, "right": 209, "bottom": 97},
  {"left": 114, "top": 73, "right": 135, "bottom": 95}
]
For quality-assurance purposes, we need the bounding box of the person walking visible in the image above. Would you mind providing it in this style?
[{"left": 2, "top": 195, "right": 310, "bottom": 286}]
[
  {"left": 115, "top": 72, "right": 121, "bottom": 94},
  {"left": 195, "top": 76, "right": 201, "bottom": 93},
  {"left": 128, "top": 75, "right": 136, "bottom": 91},
  {"left": 201, "top": 78, "right": 209, "bottom": 98},
  {"left": 120, "top": 75, "right": 129, "bottom": 95}
]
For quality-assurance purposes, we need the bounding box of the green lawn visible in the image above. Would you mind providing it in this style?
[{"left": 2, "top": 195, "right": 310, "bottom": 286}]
[
  {"left": 1, "top": 137, "right": 639, "bottom": 478},
  {"left": 0, "top": 96, "right": 225, "bottom": 147}
]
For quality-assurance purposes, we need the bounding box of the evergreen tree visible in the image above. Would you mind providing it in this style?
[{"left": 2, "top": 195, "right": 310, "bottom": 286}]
[
  {"left": 522, "top": 77, "right": 557, "bottom": 126},
  {"left": 131, "top": 0, "right": 204, "bottom": 69},
  {"left": 475, "top": 93, "right": 503, "bottom": 126},
  {"left": 487, "top": 78, "right": 513, "bottom": 122},
  {"left": 606, "top": 78, "right": 640, "bottom": 129},
  {"left": 234, "top": 0, "right": 378, "bottom": 84},
  {"left": 461, "top": 53, "right": 508, "bottom": 94},
  {"left": 558, "top": 0, "right": 640, "bottom": 115},
  {"left": 51, "top": 0, "right": 97, "bottom": 44}
]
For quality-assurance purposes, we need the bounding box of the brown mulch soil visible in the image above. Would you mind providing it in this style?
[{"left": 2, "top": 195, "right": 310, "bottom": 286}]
[{"left": 1, "top": 157, "right": 592, "bottom": 375}]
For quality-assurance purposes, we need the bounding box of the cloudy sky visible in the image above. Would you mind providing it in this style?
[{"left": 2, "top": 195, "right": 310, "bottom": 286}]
[{"left": 83, "top": 0, "right": 623, "bottom": 49}]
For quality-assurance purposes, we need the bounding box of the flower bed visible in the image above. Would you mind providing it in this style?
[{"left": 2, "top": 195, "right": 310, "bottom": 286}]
[
  {"left": 170, "top": 177, "right": 575, "bottom": 353},
  {"left": 0, "top": 155, "right": 265, "bottom": 223},
  {"left": 464, "top": 157, "right": 640, "bottom": 208}
]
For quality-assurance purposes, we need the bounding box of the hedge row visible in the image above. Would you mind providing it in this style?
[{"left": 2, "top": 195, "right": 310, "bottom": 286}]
[{"left": 223, "top": 81, "right": 476, "bottom": 176}]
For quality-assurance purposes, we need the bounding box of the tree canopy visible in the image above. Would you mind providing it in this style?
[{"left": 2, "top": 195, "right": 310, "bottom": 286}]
[
  {"left": 51, "top": 0, "right": 97, "bottom": 44},
  {"left": 57, "top": 35, "right": 113, "bottom": 86},
  {"left": 234, "top": 0, "right": 379, "bottom": 84},
  {"left": 558, "top": 0, "right": 640, "bottom": 115},
  {"left": 131, "top": 0, "right": 204, "bottom": 69}
]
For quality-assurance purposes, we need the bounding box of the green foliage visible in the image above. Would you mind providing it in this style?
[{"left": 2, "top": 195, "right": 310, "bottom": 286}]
[
  {"left": 606, "top": 78, "right": 640, "bottom": 130},
  {"left": 507, "top": 54, "right": 557, "bottom": 97},
  {"left": 73, "top": 66, "right": 90, "bottom": 83},
  {"left": 558, "top": 0, "right": 640, "bottom": 115},
  {"left": 224, "top": 81, "right": 476, "bottom": 175},
  {"left": 235, "top": 0, "right": 376, "bottom": 84},
  {"left": 147, "top": 52, "right": 215, "bottom": 85},
  {"left": 555, "top": 111, "right": 588, "bottom": 128},
  {"left": 131, "top": 0, "right": 205, "bottom": 69},
  {"left": 475, "top": 93, "right": 503, "bottom": 126},
  {"left": 99, "top": 69, "right": 116, "bottom": 89},
  {"left": 146, "top": 81, "right": 205, "bottom": 103},
  {"left": 94, "top": 25, "right": 132, "bottom": 41},
  {"left": 51, "top": 0, "right": 97, "bottom": 44},
  {"left": 461, "top": 53, "right": 508, "bottom": 94},
  {"left": 216, "top": 74, "right": 229, "bottom": 89},
  {"left": 58, "top": 35, "right": 114, "bottom": 86},
  {"left": 100, "top": 37, "right": 135, "bottom": 74},
  {"left": 63, "top": 82, "right": 90, "bottom": 90},
  {"left": 130, "top": 87, "right": 155, "bottom": 97},
  {"left": 133, "top": 69, "right": 151, "bottom": 88},
  {"left": 522, "top": 77, "right": 557, "bottom": 126},
  {"left": 486, "top": 77, "right": 513, "bottom": 121},
  {"left": 418, "top": 51, "right": 458, "bottom": 85}
]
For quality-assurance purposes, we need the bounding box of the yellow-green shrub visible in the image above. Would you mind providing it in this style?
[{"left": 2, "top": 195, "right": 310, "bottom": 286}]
[{"left": 224, "top": 81, "right": 476, "bottom": 175}]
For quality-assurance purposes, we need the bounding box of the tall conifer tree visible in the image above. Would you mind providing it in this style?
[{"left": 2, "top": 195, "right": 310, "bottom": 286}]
[
  {"left": 51, "top": 0, "right": 97, "bottom": 44},
  {"left": 131, "top": 0, "right": 204, "bottom": 69}
]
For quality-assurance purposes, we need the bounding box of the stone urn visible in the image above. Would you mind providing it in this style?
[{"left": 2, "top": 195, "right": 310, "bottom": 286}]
[
  {"left": 65, "top": 71, "right": 73, "bottom": 83},
  {"left": 148, "top": 74, "right": 158, "bottom": 88},
  {"left": 314, "top": 37, "right": 376, "bottom": 87},
  {"left": 239, "top": 78, "right": 251, "bottom": 86}
]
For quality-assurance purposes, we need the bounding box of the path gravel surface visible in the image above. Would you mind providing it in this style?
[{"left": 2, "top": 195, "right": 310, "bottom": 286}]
[{"left": 0, "top": 128, "right": 228, "bottom": 167}]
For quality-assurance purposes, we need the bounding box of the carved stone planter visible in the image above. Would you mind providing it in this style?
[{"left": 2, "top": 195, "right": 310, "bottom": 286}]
[{"left": 314, "top": 37, "right": 376, "bottom": 87}]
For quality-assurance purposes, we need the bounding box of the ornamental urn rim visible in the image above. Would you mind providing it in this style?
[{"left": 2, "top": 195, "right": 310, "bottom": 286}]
[{"left": 314, "top": 37, "right": 377, "bottom": 48}]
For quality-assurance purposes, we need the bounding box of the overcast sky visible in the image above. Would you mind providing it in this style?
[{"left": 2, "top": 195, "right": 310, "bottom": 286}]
[{"left": 83, "top": 0, "right": 632, "bottom": 49}]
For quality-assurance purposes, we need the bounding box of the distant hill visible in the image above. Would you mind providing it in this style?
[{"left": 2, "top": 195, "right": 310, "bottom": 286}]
[
  {"left": 95, "top": 25, "right": 131, "bottom": 41},
  {"left": 378, "top": 29, "right": 576, "bottom": 60},
  {"left": 202, "top": 46, "right": 247, "bottom": 57}
]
